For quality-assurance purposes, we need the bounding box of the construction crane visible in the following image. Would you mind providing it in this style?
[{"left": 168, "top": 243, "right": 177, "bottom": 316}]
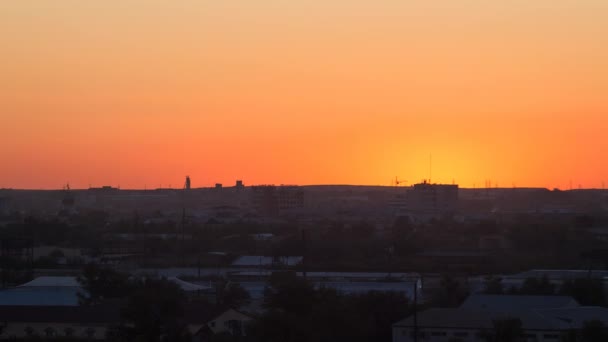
[{"left": 394, "top": 177, "right": 408, "bottom": 187}]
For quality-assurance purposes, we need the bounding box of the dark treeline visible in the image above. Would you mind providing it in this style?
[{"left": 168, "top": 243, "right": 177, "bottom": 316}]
[
  {"left": 74, "top": 265, "right": 411, "bottom": 342},
  {"left": 3, "top": 209, "right": 608, "bottom": 274},
  {"left": 482, "top": 275, "right": 607, "bottom": 306},
  {"left": 249, "top": 272, "right": 412, "bottom": 342}
]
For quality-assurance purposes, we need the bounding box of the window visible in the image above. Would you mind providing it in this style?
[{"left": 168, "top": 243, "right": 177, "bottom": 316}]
[
  {"left": 226, "top": 320, "right": 243, "bottom": 336},
  {"left": 24, "top": 327, "right": 35, "bottom": 337},
  {"left": 454, "top": 332, "right": 469, "bottom": 337},
  {"left": 64, "top": 327, "right": 74, "bottom": 337},
  {"left": 431, "top": 331, "right": 447, "bottom": 337},
  {"left": 44, "top": 327, "right": 56, "bottom": 338},
  {"left": 85, "top": 327, "right": 96, "bottom": 338},
  {"left": 411, "top": 331, "right": 427, "bottom": 338},
  {"left": 543, "top": 334, "right": 559, "bottom": 340},
  {"left": 401, "top": 329, "right": 408, "bottom": 336}
]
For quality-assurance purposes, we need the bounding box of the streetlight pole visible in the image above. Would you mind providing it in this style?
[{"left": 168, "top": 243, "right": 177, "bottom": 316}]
[{"left": 413, "top": 278, "right": 418, "bottom": 342}]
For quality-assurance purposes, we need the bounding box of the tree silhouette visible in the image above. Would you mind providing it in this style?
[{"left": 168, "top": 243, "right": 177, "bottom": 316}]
[
  {"left": 481, "top": 318, "right": 523, "bottom": 342},
  {"left": 77, "top": 264, "right": 133, "bottom": 305},
  {"left": 482, "top": 276, "right": 504, "bottom": 295},
  {"left": 581, "top": 320, "right": 608, "bottom": 342}
]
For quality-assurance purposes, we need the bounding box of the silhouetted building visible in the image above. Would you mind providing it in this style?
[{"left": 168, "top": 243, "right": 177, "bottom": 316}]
[
  {"left": 250, "top": 185, "right": 304, "bottom": 216},
  {"left": 0, "top": 304, "right": 120, "bottom": 340},
  {"left": 1, "top": 238, "right": 33, "bottom": 287},
  {"left": 206, "top": 309, "right": 253, "bottom": 337},
  {"left": 278, "top": 186, "right": 304, "bottom": 211},
  {"left": 251, "top": 186, "right": 278, "bottom": 216},
  {"left": 235, "top": 180, "right": 244, "bottom": 191},
  {"left": 0, "top": 197, "right": 8, "bottom": 216},
  {"left": 88, "top": 186, "right": 119, "bottom": 192},
  {"left": 406, "top": 181, "right": 458, "bottom": 221},
  {"left": 393, "top": 295, "right": 607, "bottom": 342}
]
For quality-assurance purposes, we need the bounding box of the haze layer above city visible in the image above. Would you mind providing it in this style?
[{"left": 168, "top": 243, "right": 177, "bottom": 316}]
[{"left": 2, "top": 1, "right": 608, "bottom": 189}]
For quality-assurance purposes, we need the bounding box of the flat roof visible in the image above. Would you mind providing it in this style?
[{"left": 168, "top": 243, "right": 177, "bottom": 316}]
[
  {"left": 461, "top": 294, "right": 579, "bottom": 312},
  {"left": 19, "top": 276, "right": 80, "bottom": 287},
  {"left": 0, "top": 287, "right": 80, "bottom": 306},
  {"left": 393, "top": 308, "right": 566, "bottom": 331}
]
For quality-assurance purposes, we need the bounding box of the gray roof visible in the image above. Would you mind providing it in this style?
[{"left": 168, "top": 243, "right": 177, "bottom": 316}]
[
  {"left": 231, "top": 256, "right": 303, "bottom": 266},
  {"left": 0, "top": 287, "right": 80, "bottom": 306},
  {"left": 394, "top": 308, "right": 495, "bottom": 329},
  {"left": 168, "top": 277, "right": 212, "bottom": 292},
  {"left": 394, "top": 307, "right": 608, "bottom": 331},
  {"left": 19, "top": 276, "right": 80, "bottom": 287},
  {"left": 513, "top": 270, "right": 608, "bottom": 280},
  {"left": 393, "top": 308, "right": 566, "bottom": 331},
  {"left": 537, "top": 307, "right": 608, "bottom": 327},
  {"left": 393, "top": 295, "right": 599, "bottom": 332},
  {"left": 0, "top": 305, "right": 121, "bottom": 323},
  {"left": 461, "top": 294, "right": 579, "bottom": 312},
  {"left": 0, "top": 276, "right": 82, "bottom": 306}
]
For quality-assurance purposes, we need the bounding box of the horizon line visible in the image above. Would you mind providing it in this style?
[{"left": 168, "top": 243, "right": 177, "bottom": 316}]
[{"left": 1, "top": 184, "right": 605, "bottom": 192}]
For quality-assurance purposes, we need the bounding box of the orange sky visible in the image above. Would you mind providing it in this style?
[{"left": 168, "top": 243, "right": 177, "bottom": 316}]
[{"left": 1, "top": 1, "right": 608, "bottom": 189}]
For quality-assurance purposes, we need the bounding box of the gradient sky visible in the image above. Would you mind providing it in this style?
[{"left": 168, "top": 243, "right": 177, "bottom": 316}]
[{"left": 1, "top": 1, "right": 608, "bottom": 189}]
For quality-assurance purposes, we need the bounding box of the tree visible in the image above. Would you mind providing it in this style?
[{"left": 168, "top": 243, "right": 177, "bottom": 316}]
[
  {"left": 348, "top": 291, "right": 411, "bottom": 342},
  {"left": 483, "top": 276, "right": 504, "bottom": 295},
  {"left": 250, "top": 273, "right": 412, "bottom": 342},
  {"left": 113, "top": 277, "right": 191, "bottom": 342},
  {"left": 581, "top": 320, "right": 608, "bottom": 342},
  {"left": 264, "top": 272, "right": 315, "bottom": 315},
  {"left": 480, "top": 318, "right": 524, "bottom": 342},
  {"left": 512, "top": 276, "right": 554, "bottom": 295},
  {"left": 391, "top": 216, "right": 418, "bottom": 257},
  {"left": 351, "top": 221, "right": 375, "bottom": 239},
  {"left": 63, "top": 327, "right": 75, "bottom": 338},
  {"left": 559, "top": 278, "right": 606, "bottom": 306},
  {"left": 433, "top": 275, "right": 469, "bottom": 307},
  {"left": 77, "top": 264, "right": 133, "bottom": 305},
  {"left": 248, "top": 309, "right": 311, "bottom": 342},
  {"left": 219, "top": 282, "right": 251, "bottom": 309},
  {"left": 49, "top": 249, "right": 65, "bottom": 259}
]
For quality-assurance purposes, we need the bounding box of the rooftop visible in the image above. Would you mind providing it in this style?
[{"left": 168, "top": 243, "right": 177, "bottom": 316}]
[
  {"left": 19, "top": 276, "right": 80, "bottom": 287},
  {"left": 0, "top": 287, "right": 81, "bottom": 306},
  {"left": 231, "top": 256, "right": 303, "bottom": 267},
  {"left": 393, "top": 308, "right": 566, "bottom": 331},
  {"left": 461, "top": 294, "right": 580, "bottom": 312},
  {"left": 0, "top": 276, "right": 82, "bottom": 306}
]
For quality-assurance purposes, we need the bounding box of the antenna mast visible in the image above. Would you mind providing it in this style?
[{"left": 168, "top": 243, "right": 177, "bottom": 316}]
[{"left": 429, "top": 154, "right": 432, "bottom": 184}]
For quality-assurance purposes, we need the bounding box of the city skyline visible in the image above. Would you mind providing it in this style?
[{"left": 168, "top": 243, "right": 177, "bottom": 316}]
[
  {"left": 2, "top": 1, "right": 608, "bottom": 189},
  {"left": 2, "top": 176, "right": 606, "bottom": 191}
]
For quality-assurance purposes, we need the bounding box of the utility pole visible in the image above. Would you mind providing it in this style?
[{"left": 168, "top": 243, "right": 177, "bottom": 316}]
[
  {"left": 181, "top": 207, "right": 186, "bottom": 266},
  {"left": 429, "top": 154, "right": 432, "bottom": 184},
  {"left": 197, "top": 255, "right": 201, "bottom": 279},
  {"left": 413, "top": 279, "right": 418, "bottom": 342},
  {"left": 301, "top": 229, "right": 307, "bottom": 279}
]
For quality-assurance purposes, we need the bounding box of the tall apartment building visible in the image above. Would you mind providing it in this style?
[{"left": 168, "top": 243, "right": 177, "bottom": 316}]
[
  {"left": 406, "top": 181, "right": 458, "bottom": 221},
  {"left": 250, "top": 185, "right": 304, "bottom": 216}
]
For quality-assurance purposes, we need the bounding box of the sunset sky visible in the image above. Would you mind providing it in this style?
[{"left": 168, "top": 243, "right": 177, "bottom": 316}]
[{"left": 2, "top": 1, "right": 608, "bottom": 189}]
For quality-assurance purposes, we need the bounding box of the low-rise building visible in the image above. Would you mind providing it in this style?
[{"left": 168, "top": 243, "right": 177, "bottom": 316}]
[
  {"left": 250, "top": 185, "right": 304, "bottom": 216},
  {"left": 393, "top": 295, "right": 608, "bottom": 342},
  {"left": 207, "top": 309, "right": 253, "bottom": 336},
  {"left": 0, "top": 276, "right": 81, "bottom": 307},
  {"left": 0, "top": 304, "right": 119, "bottom": 340}
]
